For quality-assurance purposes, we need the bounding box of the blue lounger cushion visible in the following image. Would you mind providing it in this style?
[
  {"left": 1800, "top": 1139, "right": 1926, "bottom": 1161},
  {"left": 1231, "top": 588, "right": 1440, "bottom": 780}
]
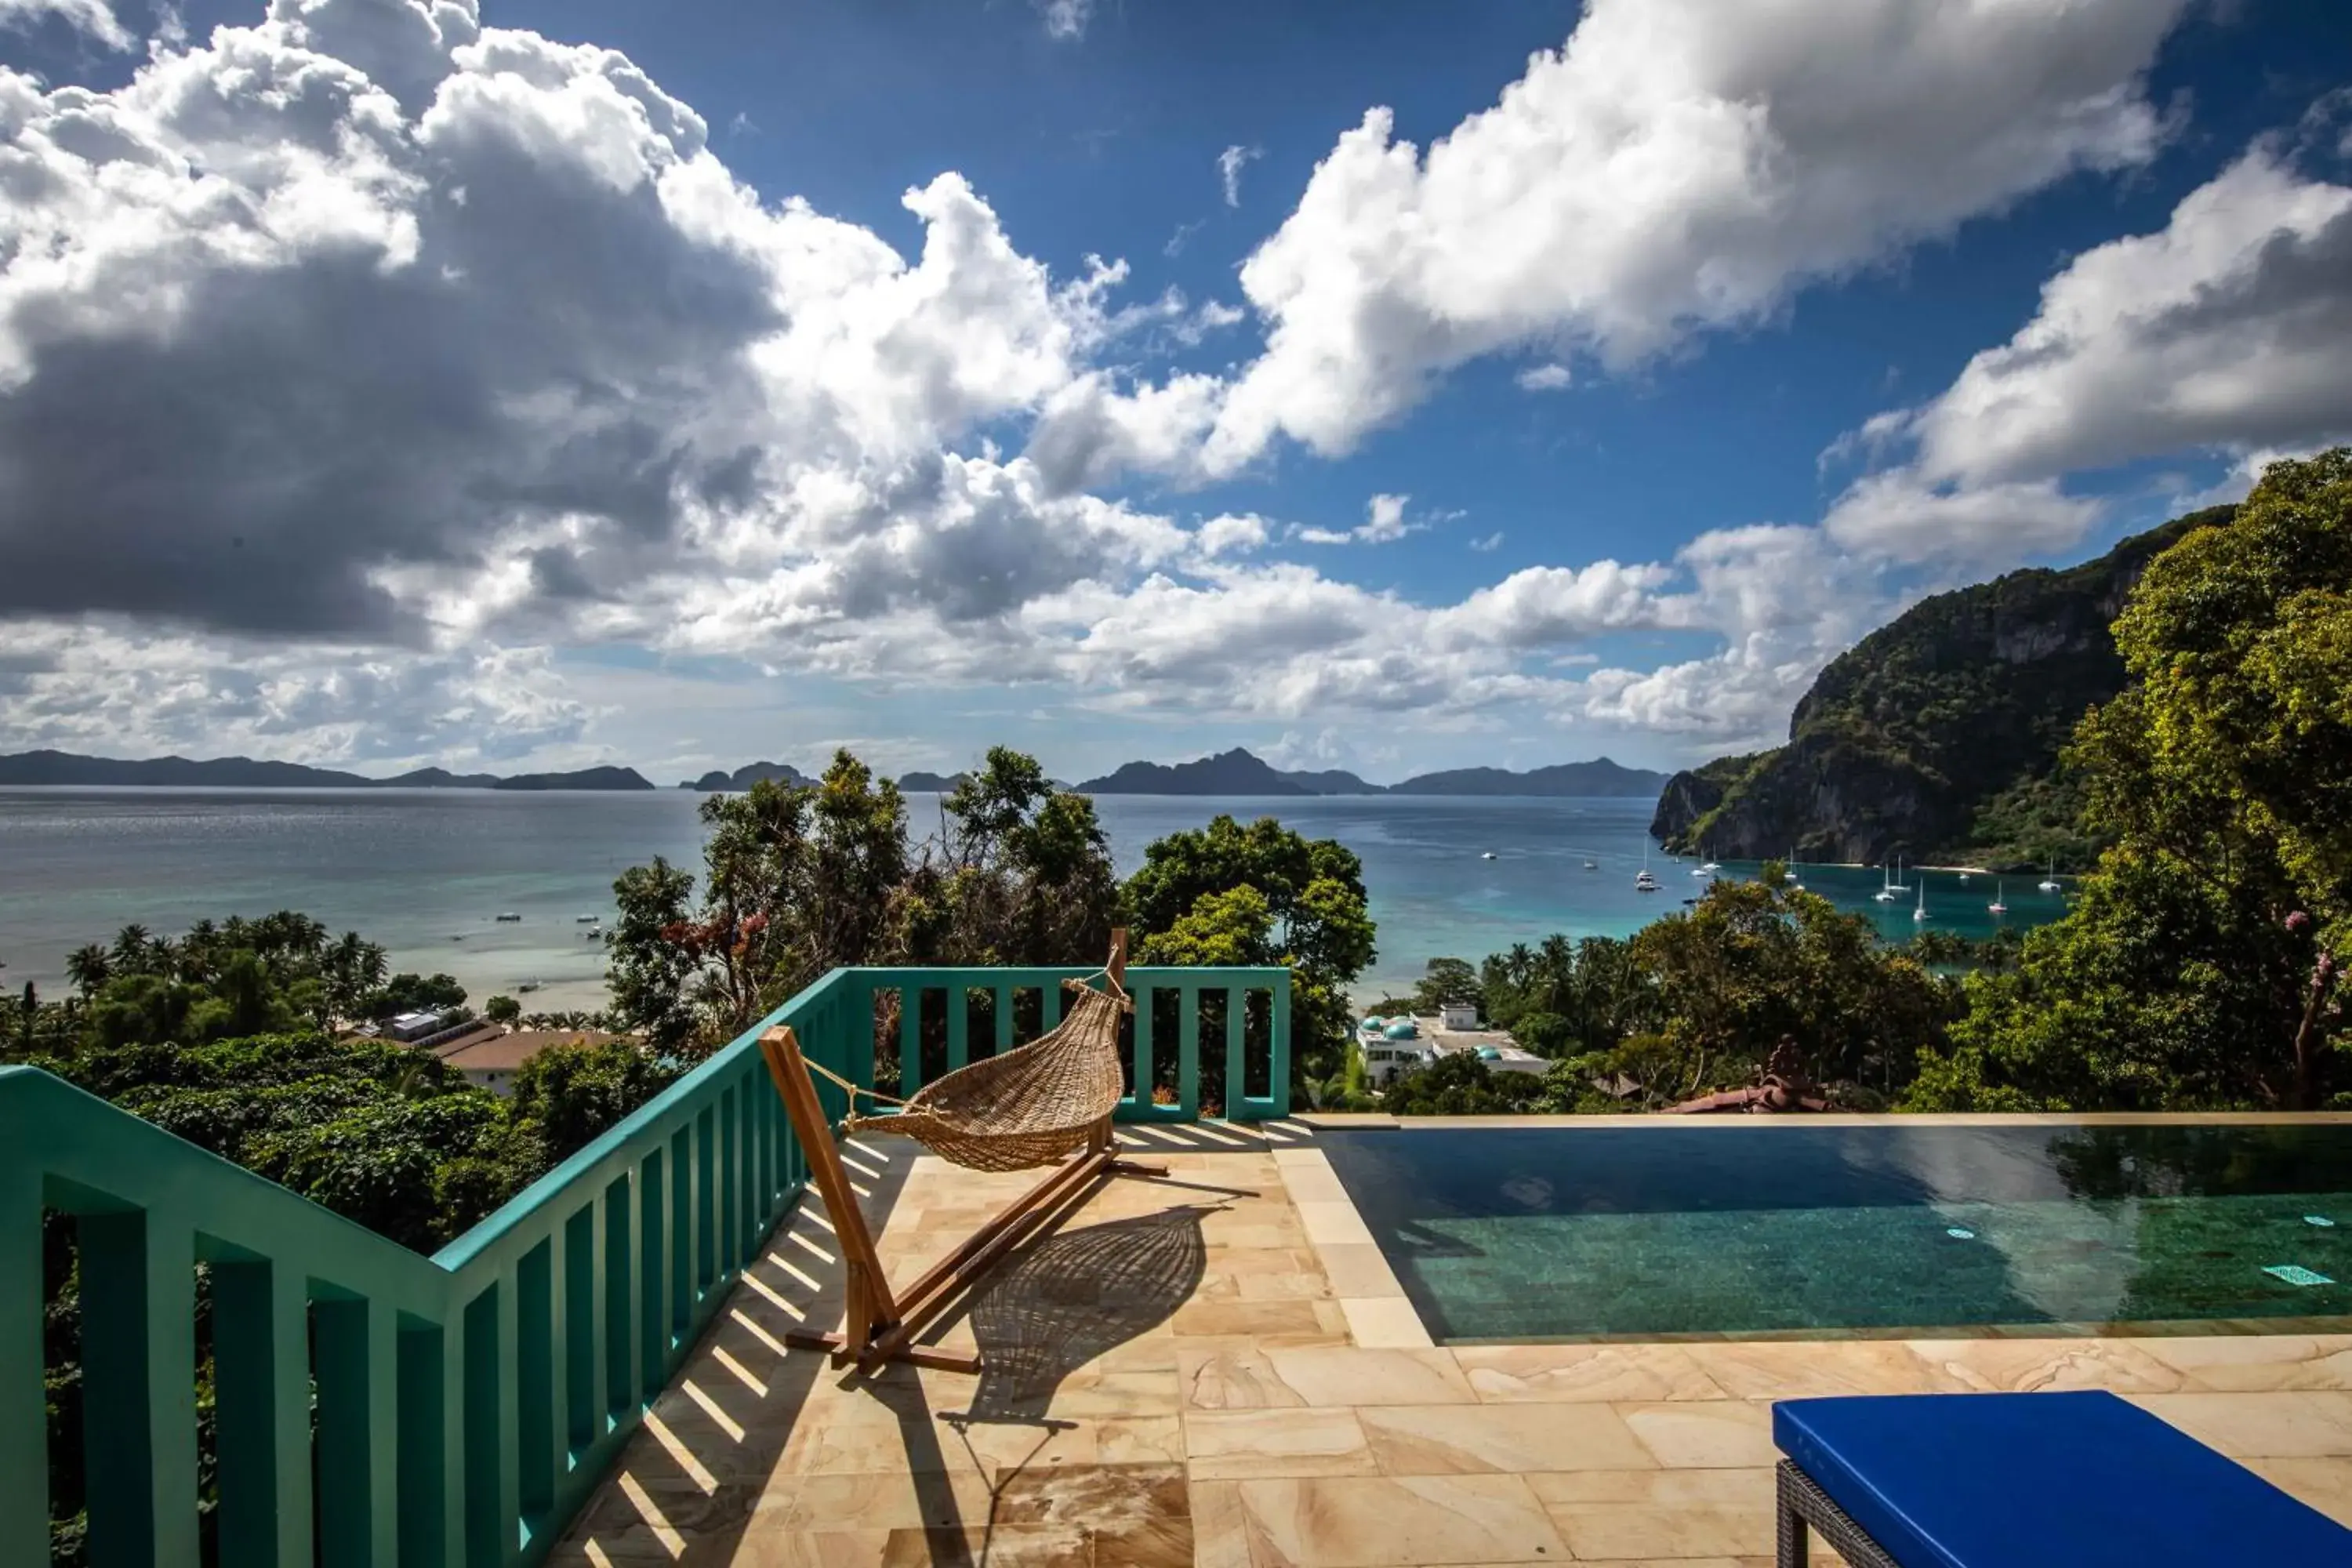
[{"left": 1773, "top": 1390, "right": 2352, "bottom": 1567}]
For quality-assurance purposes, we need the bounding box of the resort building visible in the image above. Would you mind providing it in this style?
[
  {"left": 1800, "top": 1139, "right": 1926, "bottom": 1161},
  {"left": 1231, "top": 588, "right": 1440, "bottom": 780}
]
[
  {"left": 434, "top": 1027, "right": 626, "bottom": 1095},
  {"left": 1359, "top": 1010, "right": 1550, "bottom": 1084},
  {"left": 1356, "top": 1014, "right": 1439, "bottom": 1087}
]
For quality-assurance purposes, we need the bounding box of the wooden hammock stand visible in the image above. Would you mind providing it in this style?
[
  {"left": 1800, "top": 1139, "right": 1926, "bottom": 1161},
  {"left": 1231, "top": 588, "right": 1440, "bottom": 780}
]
[{"left": 756, "top": 931, "right": 1165, "bottom": 1376}]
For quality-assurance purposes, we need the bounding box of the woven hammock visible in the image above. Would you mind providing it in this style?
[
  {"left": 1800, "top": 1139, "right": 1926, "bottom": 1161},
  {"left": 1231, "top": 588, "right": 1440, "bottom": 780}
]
[{"left": 813, "top": 977, "right": 1131, "bottom": 1174}]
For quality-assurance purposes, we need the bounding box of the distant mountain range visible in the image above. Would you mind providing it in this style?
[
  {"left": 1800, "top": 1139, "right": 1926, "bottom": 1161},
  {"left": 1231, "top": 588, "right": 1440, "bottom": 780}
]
[
  {"left": 5, "top": 746, "right": 1666, "bottom": 800},
  {"left": 1072, "top": 747, "right": 1668, "bottom": 797},
  {"left": 0, "top": 750, "right": 655, "bottom": 790}
]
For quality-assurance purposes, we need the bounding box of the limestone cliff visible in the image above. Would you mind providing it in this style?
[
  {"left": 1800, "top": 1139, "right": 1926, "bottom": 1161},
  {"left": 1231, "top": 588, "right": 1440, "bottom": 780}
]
[{"left": 1650, "top": 507, "right": 2231, "bottom": 871}]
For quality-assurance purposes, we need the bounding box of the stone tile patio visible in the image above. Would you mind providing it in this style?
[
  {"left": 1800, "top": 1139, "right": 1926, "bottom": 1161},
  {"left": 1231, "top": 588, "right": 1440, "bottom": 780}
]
[{"left": 550, "top": 1120, "right": 2352, "bottom": 1566}]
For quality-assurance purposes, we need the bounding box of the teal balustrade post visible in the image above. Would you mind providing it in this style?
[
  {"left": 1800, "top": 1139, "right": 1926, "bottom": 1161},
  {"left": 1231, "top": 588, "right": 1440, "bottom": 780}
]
[
  {"left": 1178, "top": 985, "right": 1200, "bottom": 1118},
  {"left": 563, "top": 1203, "right": 600, "bottom": 1459},
  {"left": 460, "top": 1282, "right": 507, "bottom": 1568},
  {"left": 1129, "top": 985, "right": 1153, "bottom": 1116},
  {"left": 397, "top": 1323, "right": 448, "bottom": 1568},
  {"left": 210, "top": 1260, "right": 311, "bottom": 1567},
  {"left": 315, "top": 1294, "right": 401, "bottom": 1566},
  {"left": 1224, "top": 987, "right": 1247, "bottom": 1120},
  {"left": 996, "top": 986, "right": 1014, "bottom": 1054},
  {"left": 495, "top": 1263, "right": 524, "bottom": 1557},
  {"left": 722, "top": 1085, "right": 743, "bottom": 1278},
  {"left": 636, "top": 1152, "right": 667, "bottom": 1403},
  {"left": 738, "top": 1067, "right": 759, "bottom": 1258},
  {"left": 601, "top": 1174, "right": 633, "bottom": 1430},
  {"left": 437, "top": 1307, "right": 466, "bottom": 1568},
  {"left": 1, "top": 1171, "right": 49, "bottom": 1568},
  {"left": 667, "top": 1128, "right": 692, "bottom": 1345},
  {"left": 515, "top": 1244, "right": 556, "bottom": 1522},
  {"left": 1271, "top": 971, "right": 1293, "bottom": 1116},
  {"left": 695, "top": 1108, "right": 717, "bottom": 1298},
  {"left": 1043, "top": 981, "right": 1062, "bottom": 1030},
  {"left": 78, "top": 1209, "right": 198, "bottom": 1568}
]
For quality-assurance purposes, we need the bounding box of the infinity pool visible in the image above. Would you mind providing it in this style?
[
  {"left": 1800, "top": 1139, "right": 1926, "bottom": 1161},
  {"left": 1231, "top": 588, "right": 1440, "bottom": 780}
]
[{"left": 1320, "top": 1123, "right": 2352, "bottom": 1342}]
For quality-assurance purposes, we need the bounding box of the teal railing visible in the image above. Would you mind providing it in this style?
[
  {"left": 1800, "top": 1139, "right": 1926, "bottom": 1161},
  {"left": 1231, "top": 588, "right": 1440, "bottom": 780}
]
[{"left": 1, "top": 963, "right": 1288, "bottom": 1567}]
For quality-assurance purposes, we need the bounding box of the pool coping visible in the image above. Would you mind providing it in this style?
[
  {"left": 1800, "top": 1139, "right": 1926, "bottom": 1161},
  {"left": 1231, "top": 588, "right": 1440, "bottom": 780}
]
[{"left": 1298, "top": 1110, "right": 2352, "bottom": 1129}]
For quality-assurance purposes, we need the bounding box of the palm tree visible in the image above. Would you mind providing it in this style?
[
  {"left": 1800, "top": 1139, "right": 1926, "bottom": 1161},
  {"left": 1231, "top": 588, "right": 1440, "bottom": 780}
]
[
  {"left": 65, "top": 944, "right": 111, "bottom": 998},
  {"left": 109, "top": 924, "right": 153, "bottom": 975},
  {"left": 323, "top": 931, "right": 389, "bottom": 1019}
]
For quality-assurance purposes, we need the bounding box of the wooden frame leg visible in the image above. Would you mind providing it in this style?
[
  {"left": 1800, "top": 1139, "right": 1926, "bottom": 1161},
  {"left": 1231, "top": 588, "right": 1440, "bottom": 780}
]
[{"left": 758, "top": 1031, "right": 1176, "bottom": 1378}]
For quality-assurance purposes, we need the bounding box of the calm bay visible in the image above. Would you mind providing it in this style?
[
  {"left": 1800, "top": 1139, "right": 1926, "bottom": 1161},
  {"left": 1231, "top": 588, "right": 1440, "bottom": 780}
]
[{"left": 0, "top": 787, "right": 2067, "bottom": 1011}]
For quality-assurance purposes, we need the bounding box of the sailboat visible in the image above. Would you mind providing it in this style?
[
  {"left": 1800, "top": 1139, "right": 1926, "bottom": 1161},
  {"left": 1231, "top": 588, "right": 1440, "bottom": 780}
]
[
  {"left": 1635, "top": 844, "right": 1659, "bottom": 893},
  {"left": 1888, "top": 854, "right": 1910, "bottom": 893},
  {"left": 1912, "top": 880, "right": 1929, "bottom": 923},
  {"left": 1987, "top": 881, "right": 2008, "bottom": 916},
  {"left": 1872, "top": 862, "right": 1897, "bottom": 902},
  {"left": 1786, "top": 847, "right": 1804, "bottom": 891},
  {"left": 2038, "top": 855, "right": 2062, "bottom": 894}
]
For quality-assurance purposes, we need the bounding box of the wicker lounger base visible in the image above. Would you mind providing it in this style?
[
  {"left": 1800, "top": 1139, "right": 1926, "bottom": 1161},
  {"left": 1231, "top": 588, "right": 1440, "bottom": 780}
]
[{"left": 1777, "top": 1460, "right": 1902, "bottom": 1568}]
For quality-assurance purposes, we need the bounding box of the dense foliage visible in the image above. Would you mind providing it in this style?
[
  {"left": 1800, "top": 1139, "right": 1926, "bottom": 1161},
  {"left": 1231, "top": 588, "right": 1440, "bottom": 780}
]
[
  {"left": 603, "top": 750, "right": 1373, "bottom": 1105},
  {"left": 2, "top": 914, "right": 678, "bottom": 1566},
  {"left": 1912, "top": 451, "right": 2352, "bottom": 1111},
  {"left": 1395, "top": 867, "right": 1956, "bottom": 1114}
]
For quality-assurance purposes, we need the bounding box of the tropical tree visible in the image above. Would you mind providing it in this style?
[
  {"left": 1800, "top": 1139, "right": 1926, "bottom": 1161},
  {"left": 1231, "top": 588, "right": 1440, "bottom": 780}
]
[
  {"left": 64, "top": 945, "right": 111, "bottom": 997},
  {"left": 1124, "top": 814, "right": 1376, "bottom": 1098},
  {"left": 1914, "top": 450, "right": 2352, "bottom": 1109},
  {"left": 508, "top": 1037, "right": 678, "bottom": 1162}
]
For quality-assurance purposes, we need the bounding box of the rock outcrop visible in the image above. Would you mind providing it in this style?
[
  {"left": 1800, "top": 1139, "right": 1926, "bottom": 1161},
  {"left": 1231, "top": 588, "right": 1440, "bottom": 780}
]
[{"left": 1651, "top": 507, "right": 2230, "bottom": 870}]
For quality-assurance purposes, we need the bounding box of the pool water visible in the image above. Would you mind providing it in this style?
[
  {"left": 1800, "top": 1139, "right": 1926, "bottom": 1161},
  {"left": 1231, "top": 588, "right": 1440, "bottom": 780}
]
[{"left": 1320, "top": 1123, "right": 2352, "bottom": 1341}]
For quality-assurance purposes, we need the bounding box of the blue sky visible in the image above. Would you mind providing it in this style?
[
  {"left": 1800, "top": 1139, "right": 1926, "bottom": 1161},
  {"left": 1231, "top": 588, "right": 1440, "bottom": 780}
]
[{"left": 1, "top": 0, "right": 2348, "bottom": 783}]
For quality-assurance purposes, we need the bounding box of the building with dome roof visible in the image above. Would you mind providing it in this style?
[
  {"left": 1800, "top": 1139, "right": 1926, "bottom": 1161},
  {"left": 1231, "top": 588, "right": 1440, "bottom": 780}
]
[{"left": 1357, "top": 1013, "right": 1436, "bottom": 1087}]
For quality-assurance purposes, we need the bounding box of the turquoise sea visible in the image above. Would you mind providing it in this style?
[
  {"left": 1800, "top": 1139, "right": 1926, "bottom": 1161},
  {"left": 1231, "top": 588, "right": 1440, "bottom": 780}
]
[{"left": 0, "top": 789, "right": 2071, "bottom": 1012}]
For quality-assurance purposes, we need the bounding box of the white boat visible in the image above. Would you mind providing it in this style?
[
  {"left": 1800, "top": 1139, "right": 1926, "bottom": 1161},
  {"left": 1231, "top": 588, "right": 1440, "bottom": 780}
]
[
  {"left": 1958, "top": 870, "right": 1971, "bottom": 884},
  {"left": 1888, "top": 855, "right": 1910, "bottom": 893},
  {"left": 1481, "top": 851, "right": 1497, "bottom": 860},
  {"left": 1583, "top": 858, "right": 1598, "bottom": 871},
  {"left": 1912, "top": 881, "right": 1929, "bottom": 923},
  {"left": 1786, "top": 847, "right": 1804, "bottom": 891},
  {"left": 1987, "top": 881, "right": 2008, "bottom": 916},
  {"left": 1635, "top": 870, "right": 1659, "bottom": 893},
  {"left": 2038, "top": 855, "right": 2062, "bottom": 894},
  {"left": 1873, "top": 862, "right": 1897, "bottom": 902}
]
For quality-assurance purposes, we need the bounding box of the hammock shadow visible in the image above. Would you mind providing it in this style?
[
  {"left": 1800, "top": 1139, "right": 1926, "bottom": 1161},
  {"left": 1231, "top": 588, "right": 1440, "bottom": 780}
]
[{"left": 936, "top": 1203, "right": 1214, "bottom": 1429}]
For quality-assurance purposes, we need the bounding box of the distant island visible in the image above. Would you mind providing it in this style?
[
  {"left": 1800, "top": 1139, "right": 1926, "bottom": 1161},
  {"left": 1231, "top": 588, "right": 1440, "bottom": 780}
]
[
  {"left": 1073, "top": 746, "right": 1667, "bottom": 797},
  {"left": 895, "top": 771, "right": 970, "bottom": 793},
  {"left": 678, "top": 760, "right": 811, "bottom": 791},
  {"left": 0, "top": 750, "right": 654, "bottom": 791}
]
